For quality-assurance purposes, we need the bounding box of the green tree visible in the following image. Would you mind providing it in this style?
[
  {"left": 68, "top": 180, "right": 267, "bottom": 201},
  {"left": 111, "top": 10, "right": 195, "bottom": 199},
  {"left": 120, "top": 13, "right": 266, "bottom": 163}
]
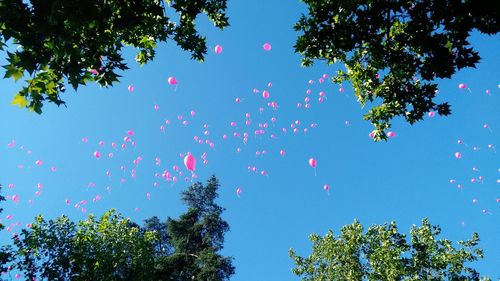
[
  {"left": 294, "top": 0, "right": 500, "bottom": 140},
  {"left": 12, "top": 209, "right": 157, "bottom": 281},
  {"left": 0, "top": 0, "right": 228, "bottom": 113},
  {"left": 0, "top": 185, "right": 11, "bottom": 271},
  {"left": 290, "top": 219, "right": 489, "bottom": 280},
  {"left": 153, "top": 175, "right": 235, "bottom": 281},
  {"left": 143, "top": 215, "right": 171, "bottom": 257}
]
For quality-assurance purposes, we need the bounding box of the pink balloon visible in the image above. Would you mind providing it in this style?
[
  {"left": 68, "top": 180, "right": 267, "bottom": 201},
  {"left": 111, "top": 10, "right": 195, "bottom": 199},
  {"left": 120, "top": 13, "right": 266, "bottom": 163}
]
[
  {"left": 428, "top": 111, "right": 436, "bottom": 117},
  {"left": 323, "top": 185, "right": 329, "bottom": 191},
  {"left": 128, "top": 84, "right": 134, "bottom": 92},
  {"left": 262, "top": 90, "right": 270, "bottom": 99},
  {"left": 168, "top": 77, "right": 178, "bottom": 85},
  {"left": 214, "top": 44, "right": 223, "bottom": 54},
  {"left": 235, "top": 97, "right": 241, "bottom": 103},
  {"left": 35, "top": 160, "right": 43, "bottom": 166},
  {"left": 236, "top": 187, "right": 242, "bottom": 197},
  {"left": 94, "top": 151, "right": 101, "bottom": 159},
  {"left": 309, "top": 158, "right": 317, "bottom": 168},
  {"left": 184, "top": 154, "right": 196, "bottom": 171},
  {"left": 458, "top": 83, "right": 467, "bottom": 89},
  {"left": 280, "top": 150, "right": 285, "bottom": 156},
  {"left": 387, "top": 132, "right": 396, "bottom": 138},
  {"left": 455, "top": 152, "right": 462, "bottom": 159},
  {"left": 263, "top": 43, "right": 272, "bottom": 51}
]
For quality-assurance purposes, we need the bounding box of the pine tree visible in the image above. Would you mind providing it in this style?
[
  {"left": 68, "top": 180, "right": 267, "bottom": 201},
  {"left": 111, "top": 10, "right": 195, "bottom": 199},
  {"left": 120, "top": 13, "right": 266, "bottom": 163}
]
[{"left": 154, "top": 175, "right": 235, "bottom": 281}]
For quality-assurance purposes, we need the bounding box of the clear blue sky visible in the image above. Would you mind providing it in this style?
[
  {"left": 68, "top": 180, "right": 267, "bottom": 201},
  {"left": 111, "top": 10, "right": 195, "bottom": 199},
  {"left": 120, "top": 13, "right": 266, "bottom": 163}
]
[{"left": 1, "top": 1, "right": 500, "bottom": 280}]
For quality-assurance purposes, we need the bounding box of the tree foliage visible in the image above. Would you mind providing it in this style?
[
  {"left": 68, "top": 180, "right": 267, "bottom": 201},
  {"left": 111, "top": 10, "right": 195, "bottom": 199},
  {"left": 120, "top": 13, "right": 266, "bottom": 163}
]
[
  {"left": 153, "top": 175, "right": 235, "bottom": 281},
  {"left": 0, "top": 185, "right": 11, "bottom": 272},
  {"left": 294, "top": 0, "right": 500, "bottom": 140},
  {"left": 0, "top": 0, "right": 228, "bottom": 113},
  {"left": 7, "top": 176, "right": 234, "bottom": 280},
  {"left": 289, "top": 219, "right": 489, "bottom": 280},
  {"left": 12, "top": 209, "right": 157, "bottom": 281}
]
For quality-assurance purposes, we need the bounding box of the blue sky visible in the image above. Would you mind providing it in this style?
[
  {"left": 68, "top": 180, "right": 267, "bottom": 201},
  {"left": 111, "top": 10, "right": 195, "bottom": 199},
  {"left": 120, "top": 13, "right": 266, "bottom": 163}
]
[{"left": 1, "top": 1, "right": 500, "bottom": 280}]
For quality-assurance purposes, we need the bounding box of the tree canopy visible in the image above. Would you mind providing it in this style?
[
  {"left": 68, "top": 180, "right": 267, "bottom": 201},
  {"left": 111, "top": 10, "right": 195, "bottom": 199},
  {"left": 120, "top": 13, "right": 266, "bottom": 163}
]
[
  {"left": 289, "top": 219, "right": 490, "bottom": 280},
  {"left": 151, "top": 175, "right": 235, "bottom": 281},
  {"left": 12, "top": 209, "right": 157, "bottom": 281},
  {"left": 5, "top": 176, "right": 234, "bottom": 280},
  {"left": 294, "top": 0, "right": 500, "bottom": 140},
  {"left": 0, "top": 0, "right": 228, "bottom": 113},
  {"left": 0, "top": 185, "right": 10, "bottom": 272}
]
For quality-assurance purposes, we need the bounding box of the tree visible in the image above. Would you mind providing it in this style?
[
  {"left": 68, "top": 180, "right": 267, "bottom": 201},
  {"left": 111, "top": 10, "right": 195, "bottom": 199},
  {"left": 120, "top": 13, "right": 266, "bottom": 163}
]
[
  {"left": 294, "top": 0, "right": 500, "bottom": 140},
  {"left": 12, "top": 209, "right": 157, "bottom": 281},
  {"left": 6, "top": 176, "right": 234, "bottom": 280},
  {"left": 0, "top": 0, "right": 228, "bottom": 113},
  {"left": 153, "top": 175, "right": 235, "bottom": 281},
  {"left": 290, "top": 219, "right": 490, "bottom": 280},
  {"left": 0, "top": 185, "right": 11, "bottom": 272},
  {"left": 142, "top": 215, "right": 172, "bottom": 258}
]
